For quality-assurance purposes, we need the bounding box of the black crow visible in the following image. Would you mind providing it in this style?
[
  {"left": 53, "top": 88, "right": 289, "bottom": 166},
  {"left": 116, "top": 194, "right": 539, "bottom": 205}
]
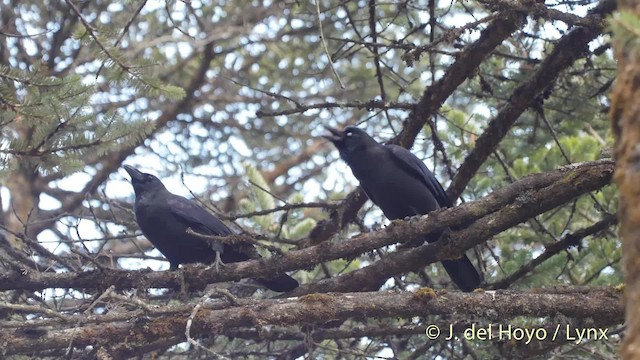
[
  {"left": 323, "top": 126, "right": 481, "bottom": 292},
  {"left": 123, "top": 165, "right": 298, "bottom": 292}
]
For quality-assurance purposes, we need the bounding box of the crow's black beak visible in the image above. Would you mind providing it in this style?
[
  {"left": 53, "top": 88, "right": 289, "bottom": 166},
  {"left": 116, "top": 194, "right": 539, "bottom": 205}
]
[
  {"left": 124, "top": 165, "right": 145, "bottom": 182},
  {"left": 322, "top": 126, "right": 344, "bottom": 143}
]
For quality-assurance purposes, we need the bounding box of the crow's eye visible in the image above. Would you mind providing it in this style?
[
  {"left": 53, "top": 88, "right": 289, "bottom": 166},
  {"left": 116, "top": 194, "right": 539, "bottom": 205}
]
[{"left": 345, "top": 131, "right": 353, "bottom": 137}]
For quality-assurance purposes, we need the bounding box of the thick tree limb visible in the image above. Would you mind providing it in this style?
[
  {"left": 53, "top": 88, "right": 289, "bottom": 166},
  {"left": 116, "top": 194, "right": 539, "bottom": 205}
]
[
  {"left": 0, "top": 287, "right": 623, "bottom": 356},
  {"left": 290, "top": 160, "right": 614, "bottom": 294},
  {"left": 478, "top": 0, "right": 608, "bottom": 28}
]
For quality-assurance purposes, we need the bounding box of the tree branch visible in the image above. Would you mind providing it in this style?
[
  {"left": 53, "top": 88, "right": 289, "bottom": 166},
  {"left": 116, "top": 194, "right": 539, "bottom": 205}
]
[
  {"left": 0, "top": 287, "right": 622, "bottom": 356},
  {"left": 0, "top": 159, "right": 613, "bottom": 293},
  {"left": 447, "top": 0, "right": 614, "bottom": 200},
  {"left": 396, "top": 11, "right": 526, "bottom": 148},
  {"left": 490, "top": 214, "right": 618, "bottom": 289},
  {"left": 290, "top": 159, "right": 614, "bottom": 294}
]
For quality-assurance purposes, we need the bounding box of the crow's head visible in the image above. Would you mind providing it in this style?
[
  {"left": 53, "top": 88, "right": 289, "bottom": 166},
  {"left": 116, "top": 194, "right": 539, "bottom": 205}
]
[
  {"left": 123, "top": 165, "right": 166, "bottom": 196},
  {"left": 322, "top": 126, "right": 379, "bottom": 161}
]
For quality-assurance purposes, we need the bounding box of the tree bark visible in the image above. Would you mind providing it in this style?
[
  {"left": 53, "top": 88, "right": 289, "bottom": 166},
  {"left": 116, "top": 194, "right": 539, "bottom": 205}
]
[
  {"left": 0, "top": 287, "right": 622, "bottom": 357},
  {"left": 610, "top": 3, "right": 640, "bottom": 358}
]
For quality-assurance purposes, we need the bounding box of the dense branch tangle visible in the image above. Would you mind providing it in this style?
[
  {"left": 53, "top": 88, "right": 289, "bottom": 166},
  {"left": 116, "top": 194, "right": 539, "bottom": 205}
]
[
  {"left": 306, "top": 0, "right": 614, "bottom": 247},
  {"left": 0, "top": 0, "right": 618, "bottom": 358}
]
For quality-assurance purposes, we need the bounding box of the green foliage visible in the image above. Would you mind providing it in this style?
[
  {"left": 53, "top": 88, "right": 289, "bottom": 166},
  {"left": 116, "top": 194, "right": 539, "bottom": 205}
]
[
  {"left": 243, "top": 162, "right": 275, "bottom": 212},
  {"left": 610, "top": 10, "right": 640, "bottom": 46},
  {"left": 240, "top": 162, "right": 316, "bottom": 241},
  {"left": 288, "top": 218, "right": 316, "bottom": 240},
  {"left": 509, "top": 135, "right": 602, "bottom": 179},
  {"left": 72, "top": 21, "right": 186, "bottom": 101},
  {"left": 0, "top": 12, "right": 185, "bottom": 177},
  {"left": 0, "top": 66, "right": 157, "bottom": 176}
]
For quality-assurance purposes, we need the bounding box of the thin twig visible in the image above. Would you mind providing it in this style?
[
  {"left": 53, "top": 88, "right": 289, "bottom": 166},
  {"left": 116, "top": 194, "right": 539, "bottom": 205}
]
[
  {"left": 315, "top": 0, "right": 345, "bottom": 89},
  {"left": 185, "top": 288, "right": 231, "bottom": 360}
]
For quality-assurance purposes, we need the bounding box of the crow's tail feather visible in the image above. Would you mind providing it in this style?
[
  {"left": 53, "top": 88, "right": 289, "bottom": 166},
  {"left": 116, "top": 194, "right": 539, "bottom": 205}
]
[
  {"left": 441, "top": 255, "right": 481, "bottom": 292},
  {"left": 257, "top": 274, "right": 299, "bottom": 292}
]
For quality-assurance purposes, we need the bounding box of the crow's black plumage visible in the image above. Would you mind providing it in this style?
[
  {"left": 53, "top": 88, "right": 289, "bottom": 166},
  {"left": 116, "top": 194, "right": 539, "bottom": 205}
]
[
  {"left": 323, "top": 126, "right": 481, "bottom": 292},
  {"left": 123, "top": 165, "right": 298, "bottom": 292}
]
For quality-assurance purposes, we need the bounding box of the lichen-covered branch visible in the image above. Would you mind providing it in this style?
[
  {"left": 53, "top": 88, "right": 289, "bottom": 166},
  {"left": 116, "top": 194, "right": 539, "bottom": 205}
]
[{"left": 0, "top": 287, "right": 623, "bottom": 357}]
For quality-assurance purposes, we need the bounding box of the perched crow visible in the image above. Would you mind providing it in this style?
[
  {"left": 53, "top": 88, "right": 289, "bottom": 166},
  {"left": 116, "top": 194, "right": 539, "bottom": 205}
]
[
  {"left": 123, "top": 165, "right": 299, "bottom": 292},
  {"left": 323, "top": 126, "right": 481, "bottom": 292}
]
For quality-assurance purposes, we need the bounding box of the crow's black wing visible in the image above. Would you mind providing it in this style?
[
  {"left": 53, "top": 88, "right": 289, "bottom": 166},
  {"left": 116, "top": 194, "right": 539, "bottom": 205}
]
[
  {"left": 385, "top": 144, "right": 453, "bottom": 208},
  {"left": 386, "top": 145, "right": 480, "bottom": 291},
  {"left": 167, "top": 195, "right": 229, "bottom": 253},
  {"left": 168, "top": 195, "right": 299, "bottom": 292}
]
